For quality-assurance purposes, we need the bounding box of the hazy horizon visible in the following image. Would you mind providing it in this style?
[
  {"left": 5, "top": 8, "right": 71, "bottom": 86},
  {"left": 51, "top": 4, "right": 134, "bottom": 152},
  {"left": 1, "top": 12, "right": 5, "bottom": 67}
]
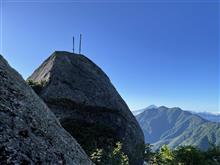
[
  {"left": 131, "top": 104, "right": 220, "bottom": 114},
  {"left": 0, "top": 0, "right": 219, "bottom": 112}
]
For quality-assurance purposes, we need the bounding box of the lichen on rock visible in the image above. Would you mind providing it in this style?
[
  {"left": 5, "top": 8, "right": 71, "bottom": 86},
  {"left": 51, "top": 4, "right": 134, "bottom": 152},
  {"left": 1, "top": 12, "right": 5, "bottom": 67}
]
[
  {"left": 0, "top": 54, "right": 93, "bottom": 165},
  {"left": 28, "top": 51, "right": 145, "bottom": 165}
]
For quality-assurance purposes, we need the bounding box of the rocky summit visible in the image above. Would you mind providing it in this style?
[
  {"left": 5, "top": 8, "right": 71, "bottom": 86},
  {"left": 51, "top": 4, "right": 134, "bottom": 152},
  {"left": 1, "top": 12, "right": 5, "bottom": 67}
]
[
  {"left": 28, "top": 51, "right": 145, "bottom": 165},
  {"left": 0, "top": 55, "right": 93, "bottom": 164}
]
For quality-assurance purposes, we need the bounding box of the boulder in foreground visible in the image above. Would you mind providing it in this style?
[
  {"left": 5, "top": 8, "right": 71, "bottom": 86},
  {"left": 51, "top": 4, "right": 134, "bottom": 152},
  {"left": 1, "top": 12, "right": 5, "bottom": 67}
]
[{"left": 0, "top": 55, "right": 93, "bottom": 164}]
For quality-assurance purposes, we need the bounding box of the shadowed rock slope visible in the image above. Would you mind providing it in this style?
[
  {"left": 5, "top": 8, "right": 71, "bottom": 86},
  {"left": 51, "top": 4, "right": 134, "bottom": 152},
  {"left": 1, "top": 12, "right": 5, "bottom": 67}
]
[
  {"left": 0, "top": 55, "right": 93, "bottom": 164},
  {"left": 28, "top": 51, "right": 145, "bottom": 165}
]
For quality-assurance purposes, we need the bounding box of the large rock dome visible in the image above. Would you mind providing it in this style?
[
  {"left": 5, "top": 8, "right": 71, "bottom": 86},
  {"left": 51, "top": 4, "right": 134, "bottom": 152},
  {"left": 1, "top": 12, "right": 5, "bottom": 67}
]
[
  {"left": 28, "top": 51, "right": 145, "bottom": 165},
  {"left": 0, "top": 54, "right": 93, "bottom": 164}
]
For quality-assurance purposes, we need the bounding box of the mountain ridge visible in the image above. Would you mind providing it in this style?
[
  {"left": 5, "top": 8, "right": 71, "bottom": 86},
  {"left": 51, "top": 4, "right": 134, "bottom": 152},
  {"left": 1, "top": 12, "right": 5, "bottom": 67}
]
[
  {"left": 191, "top": 111, "right": 220, "bottom": 122},
  {"left": 135, "top": 106, "right": 220, "bottom": 150},
  {"left": 133, "top": 105, "right": 220, "bottom": 122}
]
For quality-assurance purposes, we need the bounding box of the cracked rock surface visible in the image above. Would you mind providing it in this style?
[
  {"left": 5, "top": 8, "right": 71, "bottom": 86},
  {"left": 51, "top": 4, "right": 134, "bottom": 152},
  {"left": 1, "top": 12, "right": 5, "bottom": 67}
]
[
  {"left": 28, "top": 51, "right": 145, "bottom": 165},
  {"left": 0, "top": 55, "right": 93, "bottom": 165}
]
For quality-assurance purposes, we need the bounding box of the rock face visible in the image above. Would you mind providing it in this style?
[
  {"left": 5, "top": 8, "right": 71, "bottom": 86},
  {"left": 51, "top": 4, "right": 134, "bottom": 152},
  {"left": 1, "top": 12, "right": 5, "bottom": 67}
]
[
  {"left": 0, "top": 55, "right": 93, "bottom": 164},
  {"left": 28, "top": 51, "right": 145, "bottom": 165}
]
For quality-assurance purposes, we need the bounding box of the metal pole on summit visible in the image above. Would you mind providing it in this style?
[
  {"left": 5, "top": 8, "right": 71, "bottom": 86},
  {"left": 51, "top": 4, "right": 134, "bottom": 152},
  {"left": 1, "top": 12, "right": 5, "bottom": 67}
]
[
  {"left": 79, "top": 34, "right": 82, "bottom": 54},
  {"left": 73, "top": 36, "right": 75, "bottom": 53}
]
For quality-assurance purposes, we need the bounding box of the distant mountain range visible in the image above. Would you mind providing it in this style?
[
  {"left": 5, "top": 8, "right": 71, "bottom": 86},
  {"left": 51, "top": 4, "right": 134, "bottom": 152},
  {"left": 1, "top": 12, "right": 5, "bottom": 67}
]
[
  {"left": 191, "top": 111, "right": 220, "bottom": 123},
  {"left": 134, "top": 106, "right": 220, "bottom": 151},
  {"left": 132, "top": 105, "right": 220, "bottom": 122}
]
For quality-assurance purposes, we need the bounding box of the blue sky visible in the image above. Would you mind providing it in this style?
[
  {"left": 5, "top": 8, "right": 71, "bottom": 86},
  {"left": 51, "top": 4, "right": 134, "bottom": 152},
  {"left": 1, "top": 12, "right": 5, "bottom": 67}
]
[{"left": 0, "top": 0, "right": 219, "bottom": 112}]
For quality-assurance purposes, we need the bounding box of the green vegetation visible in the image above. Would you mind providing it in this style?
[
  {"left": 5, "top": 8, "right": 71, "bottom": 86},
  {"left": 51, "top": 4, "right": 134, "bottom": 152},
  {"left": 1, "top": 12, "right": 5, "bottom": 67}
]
[
  {"left": 26, "top": 80, "right": 47, "bottom": 94},
  {"left": 144, "top": 143, "right": 220, "bottom": 165},
  {"left": 90, "top": 142, "right": 129, "bottom": 165},
  {"left": 136, "top": 107, "right": 220, "bottom": 151}
]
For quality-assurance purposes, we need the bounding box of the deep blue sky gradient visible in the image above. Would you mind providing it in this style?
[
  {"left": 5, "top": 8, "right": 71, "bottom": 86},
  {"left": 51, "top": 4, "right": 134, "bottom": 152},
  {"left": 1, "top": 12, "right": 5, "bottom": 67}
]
[{"left": 0, "top": 0, "right": 219, "bottom": 112}]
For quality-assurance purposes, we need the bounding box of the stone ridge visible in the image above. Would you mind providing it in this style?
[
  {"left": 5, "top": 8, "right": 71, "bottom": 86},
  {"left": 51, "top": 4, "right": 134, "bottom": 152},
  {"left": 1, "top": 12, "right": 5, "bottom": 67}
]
[
  {"left": 28, "top": 51, "right": 145, "bottom": 165},
  {"left": 30, "top": 51, "right": 110, "bottom": 82},
  {"left": 28, "top": 51, "right": 133, "bottom": 116},
  {"left": 0, "top": 55, "right": 93, "bottom": 164}
]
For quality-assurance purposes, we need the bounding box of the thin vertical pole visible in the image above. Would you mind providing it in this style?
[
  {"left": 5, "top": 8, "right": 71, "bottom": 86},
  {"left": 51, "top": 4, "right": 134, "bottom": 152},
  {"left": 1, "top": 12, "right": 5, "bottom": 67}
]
[
  {"left": 79, "top": 34, "right": 82, "bottom": 54},
  {"left": 73, "top": 36, "right": 75, "bottom": 53}
]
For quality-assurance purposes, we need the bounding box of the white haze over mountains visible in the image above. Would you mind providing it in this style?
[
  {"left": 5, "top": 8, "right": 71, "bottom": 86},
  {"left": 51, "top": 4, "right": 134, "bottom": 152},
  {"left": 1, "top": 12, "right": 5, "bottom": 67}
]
[
  {"left": 132, "top": 105, "right": 220, "bottom": 122},
  {"left": 132, "top": 105, "right": 158, "bottom": 116},
  {"left": 191, "top": 111, "right": 220, "bottom": 123}
]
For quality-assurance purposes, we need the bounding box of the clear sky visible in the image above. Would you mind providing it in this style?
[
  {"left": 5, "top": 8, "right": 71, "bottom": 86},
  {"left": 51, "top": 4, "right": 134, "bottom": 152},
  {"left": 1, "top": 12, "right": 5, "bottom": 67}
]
[{"left": 0, "top": 0, "right": 219, "bottom": 112}]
